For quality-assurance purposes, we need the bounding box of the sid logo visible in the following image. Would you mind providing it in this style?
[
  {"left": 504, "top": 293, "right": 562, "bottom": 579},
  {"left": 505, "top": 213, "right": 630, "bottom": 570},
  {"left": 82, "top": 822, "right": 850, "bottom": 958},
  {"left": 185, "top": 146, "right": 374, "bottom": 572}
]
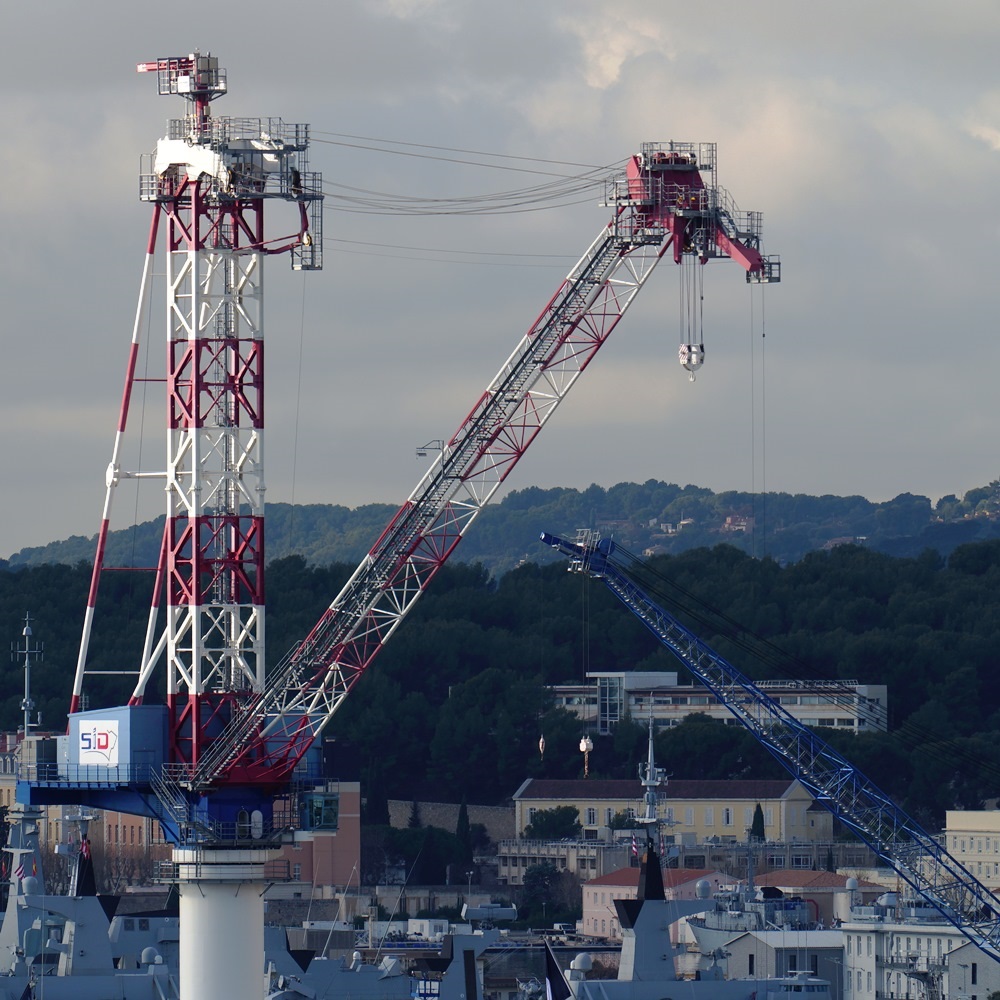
[{"left": 80, "top": 726, "right": 118, "bottom": 762}]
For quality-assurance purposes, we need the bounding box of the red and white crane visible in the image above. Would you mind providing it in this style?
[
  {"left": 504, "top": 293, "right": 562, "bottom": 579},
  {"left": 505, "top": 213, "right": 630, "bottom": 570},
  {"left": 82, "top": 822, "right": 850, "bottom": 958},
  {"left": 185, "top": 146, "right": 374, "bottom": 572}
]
[
  {"left": 48, "top": 52, "right": 323, "bottom": 1000},
  {"left": 22, "top": 53, "right": 776, "bottom": 1000}
]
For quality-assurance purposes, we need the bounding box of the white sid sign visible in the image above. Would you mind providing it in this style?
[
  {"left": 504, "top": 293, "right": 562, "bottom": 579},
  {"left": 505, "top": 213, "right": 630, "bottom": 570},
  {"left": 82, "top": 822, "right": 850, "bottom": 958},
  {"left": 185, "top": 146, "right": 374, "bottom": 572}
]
[{"left": 79, "top": 720, "right": 120, "bottom": 766}]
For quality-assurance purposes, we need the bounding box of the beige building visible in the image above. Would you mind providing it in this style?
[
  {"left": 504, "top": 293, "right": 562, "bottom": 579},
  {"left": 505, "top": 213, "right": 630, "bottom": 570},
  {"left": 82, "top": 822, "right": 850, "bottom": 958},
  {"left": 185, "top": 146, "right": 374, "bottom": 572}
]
[
  {"left": 512, "top": 777, "right": 833, "bottom": 844},
  {"left": 551, "top": 672, "right": 888, "bottom": 735},
  {"left": 497, "top": 837, "right": 630, "bottom": 886},
  {"left": 944, "top": 810, "right": 1000, "bottom": 890}
]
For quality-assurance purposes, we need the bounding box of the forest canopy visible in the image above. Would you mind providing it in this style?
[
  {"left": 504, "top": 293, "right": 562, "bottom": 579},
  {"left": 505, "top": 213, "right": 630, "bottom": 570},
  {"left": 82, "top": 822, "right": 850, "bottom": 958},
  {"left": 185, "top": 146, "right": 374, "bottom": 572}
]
[{"left": 6, "top": 531, "right": 1000, "bottom": 826}]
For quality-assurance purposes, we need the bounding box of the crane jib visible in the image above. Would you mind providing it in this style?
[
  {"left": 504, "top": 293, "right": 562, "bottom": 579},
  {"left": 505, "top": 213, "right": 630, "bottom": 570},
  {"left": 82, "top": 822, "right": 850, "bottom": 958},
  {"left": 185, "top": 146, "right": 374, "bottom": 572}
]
[{"left": 540, "top": 528, "right": 1000, "bottom": 963}]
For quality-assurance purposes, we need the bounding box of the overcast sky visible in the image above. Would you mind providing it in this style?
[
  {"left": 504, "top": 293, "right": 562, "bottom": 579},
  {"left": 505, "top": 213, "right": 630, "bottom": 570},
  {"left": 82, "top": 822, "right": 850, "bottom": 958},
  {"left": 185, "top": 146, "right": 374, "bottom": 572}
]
[{"left": 3, "top": 0, "right": 1000, "bottom": 559}]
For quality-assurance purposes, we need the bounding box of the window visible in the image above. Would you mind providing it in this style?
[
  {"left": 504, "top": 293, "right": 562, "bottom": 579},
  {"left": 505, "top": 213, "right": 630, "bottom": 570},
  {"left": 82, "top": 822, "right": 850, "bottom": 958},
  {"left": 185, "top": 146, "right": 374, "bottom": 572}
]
[
  {"left": 723, "top": 808, "right": 733, "bottom": 826},
  {"left": 705, "top": 807, "right": 714, "bottom": 826},
  {"left": 293, "top": 863, "right": 302, "bottom": 880},
  {"left": 685, "top": 807, "right": 694, "bottom": 826},
  {"left": 972, "top": 964, "right": 978, "bottom": 986},
  {"left": 787, "top": 954, "right": 797, "bottom": 973},
  {"left": 586, "top": 808, "right": 597, "bottom": 825},
  {"left": 867, "top": 937, "right": 872, "bottom": 957},
  {"left": 765, "top": 809, "right": 774, "bottom": 826}
]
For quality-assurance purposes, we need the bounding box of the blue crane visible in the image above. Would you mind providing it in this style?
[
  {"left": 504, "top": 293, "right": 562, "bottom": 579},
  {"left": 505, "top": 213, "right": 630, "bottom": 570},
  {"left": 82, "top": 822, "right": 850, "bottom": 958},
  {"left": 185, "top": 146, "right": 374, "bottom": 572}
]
[{"left": 540, "top": 529, "right": 1000, "bottom": 963}]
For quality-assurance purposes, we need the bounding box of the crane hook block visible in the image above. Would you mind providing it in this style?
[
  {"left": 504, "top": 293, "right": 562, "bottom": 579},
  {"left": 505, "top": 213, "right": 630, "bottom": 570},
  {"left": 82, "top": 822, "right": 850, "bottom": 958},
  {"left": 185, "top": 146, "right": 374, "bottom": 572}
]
[{"left": 679, "top": 343, "right": 705, "bottom": 378}]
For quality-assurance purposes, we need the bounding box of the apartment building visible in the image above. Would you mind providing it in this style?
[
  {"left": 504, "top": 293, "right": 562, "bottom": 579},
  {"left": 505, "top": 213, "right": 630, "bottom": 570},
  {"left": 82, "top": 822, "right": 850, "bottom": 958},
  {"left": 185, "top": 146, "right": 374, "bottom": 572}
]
[
  {"left": 551, "top": 672, "right": 888, "bottom": 735},
  {"left": 944, "top": 810, "right": 1000, "bottom": 890}
]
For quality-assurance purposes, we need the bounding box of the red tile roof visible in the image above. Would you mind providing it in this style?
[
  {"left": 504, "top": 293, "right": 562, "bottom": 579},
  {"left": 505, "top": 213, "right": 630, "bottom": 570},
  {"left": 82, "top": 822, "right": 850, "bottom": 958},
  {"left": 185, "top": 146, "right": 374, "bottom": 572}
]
[
  {"left": 586, "top": 867, "right": 722, "bottom": 888},
  {"left": 753, "top": 870, "right": 882, "bottom": 890}
]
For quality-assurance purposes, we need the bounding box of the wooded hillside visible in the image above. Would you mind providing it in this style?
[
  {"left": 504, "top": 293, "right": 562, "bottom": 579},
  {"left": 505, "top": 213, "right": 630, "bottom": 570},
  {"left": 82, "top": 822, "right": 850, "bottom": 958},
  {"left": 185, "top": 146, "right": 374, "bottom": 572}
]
[{"left": 5, "top": 531, "right": 1000, "bottom": 827}]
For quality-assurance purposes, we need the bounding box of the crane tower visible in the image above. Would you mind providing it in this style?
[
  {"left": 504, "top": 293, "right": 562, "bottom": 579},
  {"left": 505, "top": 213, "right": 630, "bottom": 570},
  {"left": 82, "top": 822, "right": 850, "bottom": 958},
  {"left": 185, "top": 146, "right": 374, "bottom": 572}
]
[{"left": 31, "top": 52, "right": 322, "bottom": 1000}]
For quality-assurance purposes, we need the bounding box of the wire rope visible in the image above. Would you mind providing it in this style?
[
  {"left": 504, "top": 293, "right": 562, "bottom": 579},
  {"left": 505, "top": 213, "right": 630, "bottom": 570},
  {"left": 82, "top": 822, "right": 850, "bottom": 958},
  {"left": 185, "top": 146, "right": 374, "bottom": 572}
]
[
  {"left": 750, "top": 285, "right": 757, "bottom": 559},
  {"left": 288, "top": 272, "right": 308, "bottom": 554},
  {"left": 312, "top": 130, "right": 612, "bottom": 169},
  {"left": 760, "top": 286, "right": 768, "bottom": 559},
  {"left": 313, "top": 133, "right": 623, "bottom": 217}
]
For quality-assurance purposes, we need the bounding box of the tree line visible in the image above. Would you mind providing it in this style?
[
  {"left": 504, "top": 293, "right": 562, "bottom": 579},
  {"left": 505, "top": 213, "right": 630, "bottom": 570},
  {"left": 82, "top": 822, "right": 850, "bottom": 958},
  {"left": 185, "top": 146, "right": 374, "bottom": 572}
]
[
  {"left": 10, "top": 478, "right": 1000, "bottom": 577},
  {"left": 6, "top": 536, "right": 1000, "bottom": 826}
]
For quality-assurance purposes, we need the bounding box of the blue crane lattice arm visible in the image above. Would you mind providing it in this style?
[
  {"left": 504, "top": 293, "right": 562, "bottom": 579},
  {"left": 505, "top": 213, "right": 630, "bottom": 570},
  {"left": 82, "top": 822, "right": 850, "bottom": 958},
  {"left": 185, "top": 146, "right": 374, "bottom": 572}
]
[{"left": 540, "top": 529, "right": 1000, "bottom": 963}]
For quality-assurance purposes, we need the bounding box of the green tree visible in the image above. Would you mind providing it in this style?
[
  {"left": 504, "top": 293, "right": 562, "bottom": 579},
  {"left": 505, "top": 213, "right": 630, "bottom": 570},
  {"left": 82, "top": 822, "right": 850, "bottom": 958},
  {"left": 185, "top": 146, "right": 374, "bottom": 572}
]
[
  {"left": 523, "top": 806, "right": 582, "bottom": 840},
  {"left": 608, "top": 810, "right": 639, "bottom": 831},
  {"left": 750, "top": 803, "right": 765, "bottom": 841},
  {"left": 521, "top": 861, "right": 559, "bottom": 923}
]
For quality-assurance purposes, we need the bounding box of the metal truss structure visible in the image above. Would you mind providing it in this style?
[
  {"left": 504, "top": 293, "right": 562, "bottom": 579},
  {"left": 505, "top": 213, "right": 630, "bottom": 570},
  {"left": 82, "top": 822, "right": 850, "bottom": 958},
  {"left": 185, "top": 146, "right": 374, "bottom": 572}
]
[{"left": 540, "top": 529, "right": 1000, "bottom": 964}]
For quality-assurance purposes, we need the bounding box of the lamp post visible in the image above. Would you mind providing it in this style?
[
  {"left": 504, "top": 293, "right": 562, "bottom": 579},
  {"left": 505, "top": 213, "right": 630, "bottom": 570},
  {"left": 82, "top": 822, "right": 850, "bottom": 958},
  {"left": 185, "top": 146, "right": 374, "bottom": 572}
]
[
  {"left": 579, "top": 736, "right": 593, "bottom": 777},
  {"left": 957, "top": 962, "right": 969, "bottom": 1000},
  {"left": 466, "top": 870, "right": 474, "bottom": 900}
]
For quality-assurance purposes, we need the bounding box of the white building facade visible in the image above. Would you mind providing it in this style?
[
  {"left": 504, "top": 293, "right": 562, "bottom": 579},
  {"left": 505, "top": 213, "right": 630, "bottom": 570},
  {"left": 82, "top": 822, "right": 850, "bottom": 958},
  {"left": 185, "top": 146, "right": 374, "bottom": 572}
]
[
  {"left": 841, "top": 902, "right": 1000, "bottom": 1000},
  {"left": 550, "top": 672, "right": 888, "bottom": 735}
]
